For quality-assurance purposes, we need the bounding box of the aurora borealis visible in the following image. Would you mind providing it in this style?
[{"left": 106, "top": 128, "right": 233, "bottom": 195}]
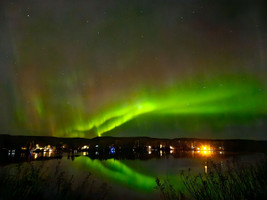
[
  {"left": 74, "top": 156, "right": 156, "bottom": 191},
  {"left": 66, "top": 76, "right": 267, "bottom": 137},
  {"left": 1, "top": 0, "right": 267, "bottom": 139}
]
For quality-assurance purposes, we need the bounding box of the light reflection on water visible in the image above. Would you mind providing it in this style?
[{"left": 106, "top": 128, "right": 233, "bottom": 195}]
[
  {"left": 70, "top": 151, "right": 226, "bottom": 193},
  {"left": 73, "top": 156, "right": 156, "bottom": 191},
  {"left": 1, "top": 150, "right": 262, "bottom": 199}
]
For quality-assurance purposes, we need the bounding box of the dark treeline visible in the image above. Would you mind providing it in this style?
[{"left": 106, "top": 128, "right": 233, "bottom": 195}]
[{"left": 0, "top": 134, "right": 267, "bottom": 152}]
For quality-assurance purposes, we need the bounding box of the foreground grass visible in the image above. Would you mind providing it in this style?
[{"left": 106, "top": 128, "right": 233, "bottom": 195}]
[
  {"left": 156, "top": 156, "right": 267, "bottom": 200},
  {"left": 1, "top": 156, "right": 266, "bottom": 200},
  {"left": 0, "top": 161, "right": 110, "bottom": 200}
]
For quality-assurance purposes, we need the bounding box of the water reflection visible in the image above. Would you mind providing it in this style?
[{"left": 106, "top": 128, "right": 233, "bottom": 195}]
[
  {"left": 204, "top": 164, "right": 208, "bottom": 173},
  {"left": 71, "top": 152, "right": 228, "bottom": 192},
  {"left": 70, "top": 150, "right": 226, "bottom": 191},
  {"left": 73, "top": 156, "right": 156, "bottom": 191},
  {"left": 1, "top": 148, "right": 261, "bottom": 199},
  {"left": 31, "top": 151, "right": 54, "bottom": 159}
]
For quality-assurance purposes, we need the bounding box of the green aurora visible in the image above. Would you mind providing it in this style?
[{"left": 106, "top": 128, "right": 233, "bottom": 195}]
[
  {"left": 1, "top": 0, "right": 267, "bottom": 139},
  {"left": 73, "top": 156, "right": 156, "bottom": 191},
  {"left": 63, "top": 75, "right": 267, "bottom": 137}
]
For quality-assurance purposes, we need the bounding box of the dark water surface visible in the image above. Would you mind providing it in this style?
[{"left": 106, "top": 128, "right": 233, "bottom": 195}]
[{"left": 0, "top": 151, "right": 264, "bottom": 199}]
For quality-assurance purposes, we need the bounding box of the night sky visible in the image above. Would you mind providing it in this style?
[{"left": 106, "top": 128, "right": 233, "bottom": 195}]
[{"left": 1, "top": 0, "right": 267, "bottom": 139}]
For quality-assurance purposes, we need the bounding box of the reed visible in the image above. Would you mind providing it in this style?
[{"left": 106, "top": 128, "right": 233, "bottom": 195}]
[
  {"left": 156, "top": 156, "right": 267, "bottom": 200},
  {"left": 0, "top": 161, "right": 110, "bottom": 200}
]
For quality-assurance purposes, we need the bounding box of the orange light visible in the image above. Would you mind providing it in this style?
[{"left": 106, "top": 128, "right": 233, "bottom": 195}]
[
  {"left": 196, "top": 149, "right": 212, "bottom": 156},
  {"left": 200, "top": 145, "right": 211, "bottom": 151}
]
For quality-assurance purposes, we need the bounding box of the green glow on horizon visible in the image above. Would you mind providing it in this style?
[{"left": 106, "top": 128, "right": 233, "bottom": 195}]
[
  {"left": 64, "top": 76, "right": 267, "bottom": 137},
  {"left": 73, "top": 156, "right": 156, "bottom": 191}
]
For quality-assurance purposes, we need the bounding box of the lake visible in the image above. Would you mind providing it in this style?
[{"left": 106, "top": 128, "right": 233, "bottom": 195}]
[{"left": 0, "top": 150, "right": 264, "bottom": 200}]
